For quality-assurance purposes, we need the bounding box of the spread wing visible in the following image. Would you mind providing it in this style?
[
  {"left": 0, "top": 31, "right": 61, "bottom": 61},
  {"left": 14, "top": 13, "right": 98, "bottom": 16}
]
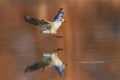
[
  {"left": 55, "top": 65, "right": 64, "bottom": 76},
  {"left": 24, "top": 16, "right": 52, "bottom": 29},
  {"left": 24, "top": 57, "right": 52, "bottom": 73},
  {"left": 53, "top": 8, "right": 64, "bottom": 22}
]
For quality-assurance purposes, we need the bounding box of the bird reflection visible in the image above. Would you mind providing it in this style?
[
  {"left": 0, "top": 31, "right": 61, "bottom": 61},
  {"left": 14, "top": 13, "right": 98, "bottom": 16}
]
[{"left": 25, "top": 48, "right": 66, "bottom": 76}]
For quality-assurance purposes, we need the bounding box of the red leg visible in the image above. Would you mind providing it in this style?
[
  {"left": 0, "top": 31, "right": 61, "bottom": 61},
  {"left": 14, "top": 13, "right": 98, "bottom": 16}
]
[
  {"left": 53, "top": 48, "right": 63, "bottom": 52},
  {"left": 52, "top": 34, "right": 63, "bottom": 38}
]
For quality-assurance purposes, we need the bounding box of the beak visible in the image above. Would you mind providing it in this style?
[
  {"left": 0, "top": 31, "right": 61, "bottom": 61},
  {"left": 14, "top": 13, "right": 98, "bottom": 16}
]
[{"left": 64, "top": 21, "right": 67, "bottom": 22}]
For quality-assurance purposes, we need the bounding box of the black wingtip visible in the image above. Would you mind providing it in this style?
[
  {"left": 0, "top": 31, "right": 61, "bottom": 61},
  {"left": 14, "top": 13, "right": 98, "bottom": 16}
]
[
  {"left": 23, "top": 15, "right": 26, "bottom": 19},
  {"left": 24, "top": 67, "right": 31, "bottom": 73},
  {"left": 23, "top": 15, "right": 30, "bottom": 20},
  {"left": 24, "top": 65, "right": 35, "bottom": 73}
]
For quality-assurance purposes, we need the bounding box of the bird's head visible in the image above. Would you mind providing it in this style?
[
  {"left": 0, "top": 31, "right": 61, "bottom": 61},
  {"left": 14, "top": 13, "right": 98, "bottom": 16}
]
[
  {"left": 59, "top": 18, "right": 64, "bottom": 22},
  {"left": 62, "top": 64, "right": 67, "bottom": 69},
  {"left": 59, "top": 18, "right": 67, "bottom": 23}
]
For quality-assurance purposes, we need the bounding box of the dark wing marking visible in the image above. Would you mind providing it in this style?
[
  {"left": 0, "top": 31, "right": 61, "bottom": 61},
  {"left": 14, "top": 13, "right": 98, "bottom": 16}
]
[
  {"left": 24, "top": 57, "right": 52, "bottom": 73},
  {"left": 53, "top": 8, "right": 64, "bottom": 22},
  {"left": 23, "top": 16, "right": 52, "bottom": 29}
]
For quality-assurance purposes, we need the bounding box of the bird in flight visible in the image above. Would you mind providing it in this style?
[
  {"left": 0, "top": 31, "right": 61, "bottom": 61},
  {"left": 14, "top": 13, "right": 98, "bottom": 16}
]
[
  {"left": 24, "top": 48, "right": 66, "bottom": 76},
  {"left": 23, "top": 8, "right": 66, "bottom": 38}
]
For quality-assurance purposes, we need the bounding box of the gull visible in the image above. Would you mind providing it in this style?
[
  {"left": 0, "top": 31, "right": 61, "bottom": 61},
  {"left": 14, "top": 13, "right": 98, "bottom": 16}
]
[
  {"left": 24, "top": 48, "right": 66, "bottom": 76},
  {"left": 23, "top": 8, "right": 66, "bottom": 38}
]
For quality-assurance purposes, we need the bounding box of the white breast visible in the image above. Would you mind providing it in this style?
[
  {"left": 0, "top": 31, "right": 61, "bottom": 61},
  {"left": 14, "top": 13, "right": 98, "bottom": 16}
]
[
  {"left": 51, "top": 53, "right": 63, "bottom": 66},
  {"left": 50, "top": 22, "right": 62, "bottom": 34}
]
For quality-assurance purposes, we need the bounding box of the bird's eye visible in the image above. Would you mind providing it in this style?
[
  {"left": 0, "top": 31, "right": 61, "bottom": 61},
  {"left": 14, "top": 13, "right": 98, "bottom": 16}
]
[{"left": 59, "top": 18, "right": 64, "bottom": 22}]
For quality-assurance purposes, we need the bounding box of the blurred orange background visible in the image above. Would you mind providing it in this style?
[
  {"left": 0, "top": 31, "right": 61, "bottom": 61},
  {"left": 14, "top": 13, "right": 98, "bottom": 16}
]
[{"left": 0, "top": 0, "right": 120, "bottom": 80}]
